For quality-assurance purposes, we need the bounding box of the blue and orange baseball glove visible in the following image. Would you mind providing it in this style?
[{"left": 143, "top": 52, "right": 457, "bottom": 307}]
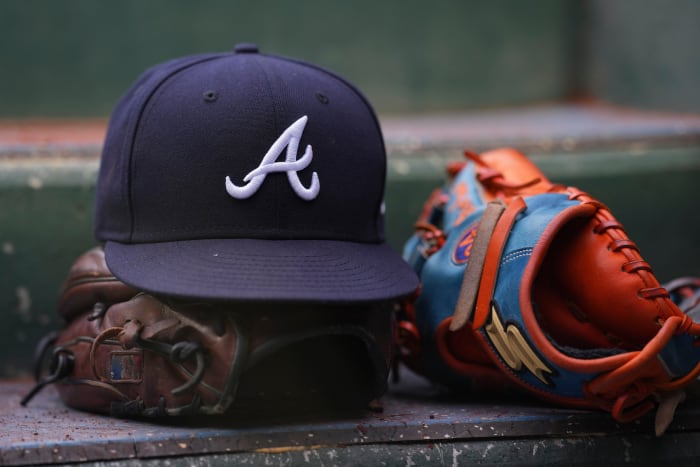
[{"left": 398, "top": 148, "right": 700, "bottom": 435}]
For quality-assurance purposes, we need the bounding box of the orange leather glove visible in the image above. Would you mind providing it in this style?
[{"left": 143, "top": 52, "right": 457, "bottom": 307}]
[{"left": 398, "top": 148, "right": 700, "bottom": 435}]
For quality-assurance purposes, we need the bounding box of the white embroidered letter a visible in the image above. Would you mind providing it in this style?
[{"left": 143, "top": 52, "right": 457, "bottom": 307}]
[{"left": 225, "top": 116, "right": 320, "bottom": 200}]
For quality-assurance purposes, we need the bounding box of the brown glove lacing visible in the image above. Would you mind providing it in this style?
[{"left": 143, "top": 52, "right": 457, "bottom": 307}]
[
  {"left": 567, "top": 188, "right": 675, "bottom": 307},
  {"left": 515, "top": 186, "right": 700, "bottom": 424},
  {"left": 463, "top": 149, "right": 546, "bottom": 195},
  {"left": 462, "top": 149, "right": 695, "bottom": 334}
]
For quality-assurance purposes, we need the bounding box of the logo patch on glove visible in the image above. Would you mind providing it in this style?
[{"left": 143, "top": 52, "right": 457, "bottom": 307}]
[
  {"left": 452, "top": 222, "right": 479, "bottom": 264},
  {"left": 447, "top": 181, "right": 475, "bottom": 227},
  {"left": 109, "top": 350, "right": 144, "bottom": 383},
  {"left": 485, "top": 305, "right": 554, "bottom": 386}
]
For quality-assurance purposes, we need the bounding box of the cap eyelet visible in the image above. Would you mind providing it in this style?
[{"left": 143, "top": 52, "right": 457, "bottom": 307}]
[
  {"left": 203, "top": 90, "right": 218, "bottom": 102},
  {"left": 316, "top": 92, "right": 329, "bottom": 104}
]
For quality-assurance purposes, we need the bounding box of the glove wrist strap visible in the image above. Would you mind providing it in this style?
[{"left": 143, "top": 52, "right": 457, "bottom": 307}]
[{"left": 450, "top": 197, "right": 527, "bottom": 331}]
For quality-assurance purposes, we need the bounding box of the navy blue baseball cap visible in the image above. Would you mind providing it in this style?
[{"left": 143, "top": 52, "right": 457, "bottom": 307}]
[{"left": 94, "top": 43, "right": 419, "bottom": 302}]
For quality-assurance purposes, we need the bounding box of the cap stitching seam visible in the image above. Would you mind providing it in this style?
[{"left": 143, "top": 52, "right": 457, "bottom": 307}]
[
  {"left": 251, "top": 54, "right": 282, "bottom": 230},
  {"left": 266, "top": 54, "right": 387, "bottom": 236},
  {"left": 125, "top": 53, "right": 226, "bottom": 241}
]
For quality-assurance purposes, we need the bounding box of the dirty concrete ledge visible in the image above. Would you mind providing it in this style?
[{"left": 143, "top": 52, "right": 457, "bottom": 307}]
[{"left": 3, "top": 368, "right": 700, "bottom": 466}]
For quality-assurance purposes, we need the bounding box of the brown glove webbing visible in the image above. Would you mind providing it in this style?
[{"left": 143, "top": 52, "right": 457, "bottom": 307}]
[{"left": 109, "top": 319, "right": 387, "bottom": 417}]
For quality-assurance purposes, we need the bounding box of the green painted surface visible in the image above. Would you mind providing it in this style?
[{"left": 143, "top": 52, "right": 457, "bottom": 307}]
[
  {"left": 0, "top": 0, "right": 578, "bottom": 117},
  {"left": 4, "top": 0, "right": 699, "bottom": 116},
  {"left": 586, "top": 0, "right": 700, "bottom": 113},
  {"left": 22, "top": 433, "right": 700, "bottom": 466},
  {"left": 0, "top": 184, "right": 94, "bottom": 376}
]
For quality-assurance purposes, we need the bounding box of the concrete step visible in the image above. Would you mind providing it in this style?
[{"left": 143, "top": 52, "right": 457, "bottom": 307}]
[{"left": 4, "top": 367, "right": 700, "bottom": 466}]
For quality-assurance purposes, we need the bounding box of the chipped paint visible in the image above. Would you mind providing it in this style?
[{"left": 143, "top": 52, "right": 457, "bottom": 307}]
[
  {"left": 37, "top": 314, "right": 51, "bottom": 326},
  {"left": 482, "top": 443, "right": 495, "bottom": 458},
  {"left": 623, "top": 437, "right": 632, "bottom": 463},
  {"left": 14, "top": 286, "right": 31, "bottom": 315},
  {"left": 253, "top": 445, "right": 323, "bottom": 454},
  {"left": 452, "top": 447, "right": 463, "bottom": 467},
  {"left": 27, "top": 175, "right": 43, "bottom": 189}
]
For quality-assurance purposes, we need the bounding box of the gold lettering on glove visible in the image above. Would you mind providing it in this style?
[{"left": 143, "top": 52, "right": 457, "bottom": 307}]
[{"left": 485, "top": 305, "right": 554, "bottom": 385}]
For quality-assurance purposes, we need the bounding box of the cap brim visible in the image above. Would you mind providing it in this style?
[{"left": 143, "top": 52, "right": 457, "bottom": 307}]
[{"left": 104, "top": 239, "right": 419, "bottom": 303}]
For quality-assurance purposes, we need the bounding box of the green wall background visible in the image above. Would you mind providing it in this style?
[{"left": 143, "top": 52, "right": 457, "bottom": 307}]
[
  {"left": 0, "top": 0, "right": 580, "bottom": 117},
  {"left": 587, "top": 0, "right": 700, "bottom": 114},
  {"left": 2, "top": 1, "right": 699, "bottom": 118}
]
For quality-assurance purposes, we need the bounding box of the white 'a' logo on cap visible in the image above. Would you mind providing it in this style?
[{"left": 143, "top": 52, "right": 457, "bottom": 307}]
[{"left": 225, "top": 116, "right": 320, "bottom": 201}]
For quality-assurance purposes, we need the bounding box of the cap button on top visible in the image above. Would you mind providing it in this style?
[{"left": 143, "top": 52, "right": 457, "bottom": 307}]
[{"left": 234, "top": 43, "right": 259, "bottom": 54}]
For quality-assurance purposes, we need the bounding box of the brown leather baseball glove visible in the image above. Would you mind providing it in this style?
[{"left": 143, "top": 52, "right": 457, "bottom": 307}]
[{"left": 23, "top": 247, "right": 394, "bottom": 418}]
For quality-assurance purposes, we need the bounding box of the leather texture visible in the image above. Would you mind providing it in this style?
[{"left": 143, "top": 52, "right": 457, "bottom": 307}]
[
  {"left": 398, "top": 148, "right": 700, "bottom": 427},
  {"left": 38, "top": 247, "right": 394, "bottom": 417}
]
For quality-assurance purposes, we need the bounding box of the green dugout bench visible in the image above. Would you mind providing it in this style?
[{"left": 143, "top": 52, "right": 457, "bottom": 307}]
[
  {"left": 2, "top": 0, "right": 700, "bottom": 464},
  {"left": 1, "top": 103, "right": 700, "bottom": 465}
]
